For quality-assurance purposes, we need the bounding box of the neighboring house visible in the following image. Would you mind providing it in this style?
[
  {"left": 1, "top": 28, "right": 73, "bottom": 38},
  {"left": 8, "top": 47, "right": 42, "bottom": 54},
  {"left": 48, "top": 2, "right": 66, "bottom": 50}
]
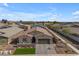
[{"left": 0, "top": 26, "right": 24, "bottom": 45}]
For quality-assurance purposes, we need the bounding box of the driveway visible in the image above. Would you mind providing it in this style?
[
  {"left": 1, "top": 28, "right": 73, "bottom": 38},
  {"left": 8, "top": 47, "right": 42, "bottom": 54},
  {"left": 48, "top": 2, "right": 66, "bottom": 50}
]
[{"left": 35, "top": 44, "right": 56, "bottom": 55}]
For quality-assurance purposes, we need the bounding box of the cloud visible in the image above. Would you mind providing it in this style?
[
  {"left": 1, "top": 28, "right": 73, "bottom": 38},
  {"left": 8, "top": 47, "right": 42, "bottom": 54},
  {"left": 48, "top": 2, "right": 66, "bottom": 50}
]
[
  {"left": 3, "top": 3, "right": 8, "bottom": 7},
  {"left": 49, "top": 7, "right": 56, "bottom": 12},
  {"left": 66, "top": 11, "right": 79, "bottom": 22},
  {"left": 72, "top": 11, "right": 79, "bottom": 15},
  {"left": 71, "top": 10, "right": 79, "bottom": 21},
  {"left": 0, "top": 7, "right": 60, "bottom": 21}
]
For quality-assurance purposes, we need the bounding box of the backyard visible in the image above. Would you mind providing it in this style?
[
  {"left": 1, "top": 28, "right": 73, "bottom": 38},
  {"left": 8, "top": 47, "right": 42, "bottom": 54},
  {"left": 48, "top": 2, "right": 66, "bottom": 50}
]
[{"left": 13, "top": 48, "right": 35, "bottom": 55}]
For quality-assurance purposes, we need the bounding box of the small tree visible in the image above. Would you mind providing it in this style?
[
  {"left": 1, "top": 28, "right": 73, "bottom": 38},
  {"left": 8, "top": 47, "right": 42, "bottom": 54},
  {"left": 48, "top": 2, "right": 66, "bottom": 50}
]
[
  {"left": 1, "top": 19, "right": 8, "bottom": 23},
  {"left": 53, "top": 21, "right": 58, "bottom": 24},
  {"left": 19, "top": 20, "right": 22, "bottom": 23}
]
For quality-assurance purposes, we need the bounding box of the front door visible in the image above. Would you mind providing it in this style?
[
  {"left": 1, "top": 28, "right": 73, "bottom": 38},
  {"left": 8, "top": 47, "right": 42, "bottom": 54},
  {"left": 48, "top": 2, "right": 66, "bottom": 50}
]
[{"left": 32, "top": 36, "right": 36, "bottom": 43}]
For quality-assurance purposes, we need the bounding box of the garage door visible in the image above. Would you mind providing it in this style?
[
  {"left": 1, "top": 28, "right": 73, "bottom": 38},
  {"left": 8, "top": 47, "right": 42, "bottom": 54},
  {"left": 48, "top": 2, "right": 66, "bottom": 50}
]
[{"left": 38, "top": 39, "right": 50, "bottom": 44}]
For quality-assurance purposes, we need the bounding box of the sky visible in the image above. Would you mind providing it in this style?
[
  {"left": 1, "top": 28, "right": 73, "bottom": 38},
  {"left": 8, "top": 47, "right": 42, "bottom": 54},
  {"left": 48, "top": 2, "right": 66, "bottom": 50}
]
[{"left": 0, "top": 3, "right": 79, "bottom": 22}]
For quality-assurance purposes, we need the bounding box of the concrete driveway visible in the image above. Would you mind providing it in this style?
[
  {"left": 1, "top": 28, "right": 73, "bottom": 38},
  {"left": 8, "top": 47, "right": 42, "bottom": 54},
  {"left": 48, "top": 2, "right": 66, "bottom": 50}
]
[{"left": 35, "top": 44, "right": 56, "bottom": 55}]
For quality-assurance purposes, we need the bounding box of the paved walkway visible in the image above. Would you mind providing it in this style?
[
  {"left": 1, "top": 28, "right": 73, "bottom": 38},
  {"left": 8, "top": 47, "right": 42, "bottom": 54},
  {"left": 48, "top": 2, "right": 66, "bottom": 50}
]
[{"left": 35, "top": 44, "right": 56, "bottom": 55}]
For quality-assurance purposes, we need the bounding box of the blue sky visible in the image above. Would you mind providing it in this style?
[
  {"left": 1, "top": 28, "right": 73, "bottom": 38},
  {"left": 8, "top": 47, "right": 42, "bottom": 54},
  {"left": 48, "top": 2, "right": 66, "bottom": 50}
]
[{"left": 0, "top": 3, "right": 79, "bottom": 22}]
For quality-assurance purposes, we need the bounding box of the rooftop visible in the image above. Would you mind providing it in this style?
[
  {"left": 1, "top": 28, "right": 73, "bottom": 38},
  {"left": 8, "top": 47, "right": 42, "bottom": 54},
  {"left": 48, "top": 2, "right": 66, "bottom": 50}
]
[{"left": 0, "top": 26, "right": 23, "bottom": 38}]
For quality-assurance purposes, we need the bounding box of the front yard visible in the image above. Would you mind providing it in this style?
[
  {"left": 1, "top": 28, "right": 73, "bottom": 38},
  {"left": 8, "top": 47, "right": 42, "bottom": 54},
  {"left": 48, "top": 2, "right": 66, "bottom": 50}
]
[{"left": 13, "top": 48, "right": 35, "bottom": 55}]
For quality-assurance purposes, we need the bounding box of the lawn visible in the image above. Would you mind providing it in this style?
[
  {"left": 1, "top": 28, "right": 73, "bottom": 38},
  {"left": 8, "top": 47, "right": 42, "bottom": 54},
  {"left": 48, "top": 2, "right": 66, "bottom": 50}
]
[{"left": 13, "top": 48, "right": 35, "bottom": 55}]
